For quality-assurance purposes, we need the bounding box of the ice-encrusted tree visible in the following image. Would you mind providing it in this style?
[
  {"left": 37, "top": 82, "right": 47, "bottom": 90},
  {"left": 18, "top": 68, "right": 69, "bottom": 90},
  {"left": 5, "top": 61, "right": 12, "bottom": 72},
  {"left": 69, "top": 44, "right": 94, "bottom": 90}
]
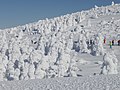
[
  {"left": 78, "top": 30, "right": 90, "bottom": 53},
  {"left": 112, "top": 1, "right": 115, "bottom": 6},
  {"left": 28, "top": 63, "right": 35, "bottom": 79},
  {"left": 14, "top": 68, "right": 20, "bottom": 80},
  {"left": 67, "top": 51, "right": 78, "bottom": 77},
  {"left": 11, "top": 42, "right": 21, "bottom": 63},
  {"left": 100, "top": 51, "right": 118, "bottom": 75},
  {"left": 0, "top": 54, "right": 4, "bottom": 81},
  {"left": 21, "top": 62, "right": 29, "bottom": 80},
  {"left": 66, "top": 33, "right": 74, "bottom": 50},
  {"left": 34, "top": 54, "right": 49, "bottom": 79},
  {"left": 6, "top": 61, "right": 15, "bottom": 80},
  {"left": 81, "top": 36, "right": 90, "bottom": 53},
  {"left": 58, "top": 47, "right": 71, "bottom": 77},
  {"left": 34, "top": 62, "right": 46, "bottom": 79},
  {"left": 91, "top": 34, "right": 105, "bottom": 56}
]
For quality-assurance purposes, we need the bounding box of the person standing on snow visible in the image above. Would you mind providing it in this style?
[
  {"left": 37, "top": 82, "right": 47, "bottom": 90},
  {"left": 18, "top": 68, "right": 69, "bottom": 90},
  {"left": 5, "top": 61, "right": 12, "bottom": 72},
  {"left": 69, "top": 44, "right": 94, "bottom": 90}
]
[
  {"left": 104, "top": 36, "right": 106, "bottom": 44},
  {"left": 109, "top": 41, "right": 112, "bottom": 49},
  {"left": 118, "top": 40, "right": 120, "bottom": 46},
  {"left": 112, "top": 40, "right": 114, "bottom": 46}
]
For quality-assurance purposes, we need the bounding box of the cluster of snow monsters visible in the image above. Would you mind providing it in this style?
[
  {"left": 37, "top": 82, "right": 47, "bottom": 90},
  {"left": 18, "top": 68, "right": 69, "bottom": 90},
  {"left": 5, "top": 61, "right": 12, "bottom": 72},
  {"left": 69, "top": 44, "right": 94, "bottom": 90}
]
[
  {"left": 0, "top": 3, "right": 119, "bottom": 81},
  {"left": 0, "top": 30, "right": 73, "bottom": 81},
  {"left": 0, "top": 25, "right": 105, "bottom": 81}
]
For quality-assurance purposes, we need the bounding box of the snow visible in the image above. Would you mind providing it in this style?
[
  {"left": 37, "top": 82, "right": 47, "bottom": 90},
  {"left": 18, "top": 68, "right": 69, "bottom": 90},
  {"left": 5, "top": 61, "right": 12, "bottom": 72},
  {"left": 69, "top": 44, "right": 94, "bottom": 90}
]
[
  {"left": 0, "top": 2, "right": 120, "bottom": 90},
  {"left": 0, "top": 75, "right": 120, "bottom": 90}
]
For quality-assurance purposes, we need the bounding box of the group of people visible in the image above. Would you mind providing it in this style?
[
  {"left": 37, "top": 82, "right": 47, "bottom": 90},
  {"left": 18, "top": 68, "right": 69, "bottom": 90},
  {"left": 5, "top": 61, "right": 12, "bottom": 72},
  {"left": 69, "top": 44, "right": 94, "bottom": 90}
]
[
  {"left": 103, "top": 37, "right": 120, "bottom": 49},
  {"left": 109, "top": 40, "right": 120, "bottom": 48}
]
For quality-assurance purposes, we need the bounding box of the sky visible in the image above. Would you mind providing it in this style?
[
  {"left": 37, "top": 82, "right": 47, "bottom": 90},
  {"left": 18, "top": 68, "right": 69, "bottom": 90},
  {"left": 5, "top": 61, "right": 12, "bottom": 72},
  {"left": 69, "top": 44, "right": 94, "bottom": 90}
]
[{"left": 0, "top": 0, "right": 120, "bottom": 29}]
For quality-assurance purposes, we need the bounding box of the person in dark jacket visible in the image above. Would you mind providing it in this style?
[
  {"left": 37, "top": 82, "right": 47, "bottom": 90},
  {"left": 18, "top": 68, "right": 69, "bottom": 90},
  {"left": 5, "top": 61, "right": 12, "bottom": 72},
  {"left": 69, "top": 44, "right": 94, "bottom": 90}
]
[
  {"left": 112, "top": 40, "right": 114, "bottom": 45},
  {"left": 118, "top": 40, "right": 120, "bottom": 46},
  {"left": 104, "top": 37, "right": 106, "bottom": 44}
]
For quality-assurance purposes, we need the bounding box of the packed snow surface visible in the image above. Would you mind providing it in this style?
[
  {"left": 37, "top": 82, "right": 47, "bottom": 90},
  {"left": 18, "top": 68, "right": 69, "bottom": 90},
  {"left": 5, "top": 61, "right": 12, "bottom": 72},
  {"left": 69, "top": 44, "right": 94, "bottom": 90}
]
[{"left": 0, "top": 75, "right": 120, "bottom": 90}]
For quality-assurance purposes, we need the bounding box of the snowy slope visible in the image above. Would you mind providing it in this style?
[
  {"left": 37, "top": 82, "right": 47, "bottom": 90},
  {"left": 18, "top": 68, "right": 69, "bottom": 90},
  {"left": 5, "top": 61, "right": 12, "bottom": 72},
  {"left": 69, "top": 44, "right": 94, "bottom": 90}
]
[{"left": 0, "top": 3, "right": 120, "bottom": 90}]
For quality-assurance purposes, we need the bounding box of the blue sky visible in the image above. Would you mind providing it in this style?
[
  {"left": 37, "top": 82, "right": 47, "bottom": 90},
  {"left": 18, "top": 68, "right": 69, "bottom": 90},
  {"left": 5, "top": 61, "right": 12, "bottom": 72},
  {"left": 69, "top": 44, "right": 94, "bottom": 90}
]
[{"left": 0, "top": 0, "right": 120, "bottom": 29}]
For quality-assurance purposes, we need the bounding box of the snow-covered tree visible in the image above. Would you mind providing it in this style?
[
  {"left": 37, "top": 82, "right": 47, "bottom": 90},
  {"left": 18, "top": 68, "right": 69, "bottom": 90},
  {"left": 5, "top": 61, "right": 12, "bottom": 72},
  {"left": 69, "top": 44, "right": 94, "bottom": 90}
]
[
  {"left": 28, "top": 64, "right": 35, "bottom": 79},
  {"left": 14, "top": 68, "right": 20, "bottom": 80},
  {"left": 0, "top": 54, "right": 4, "bottom": 81},
  {"left": 6, "top": 61, "right": 15, "bottom": 80},
  {"left": 34, "top": 62, "right": 46, "bottom": 79},
  {"left": 91, "top": 34, "right": 105, "bottom": 56},
  {"left": 67, "top": 52, "right": 78, "bottom": 77},
  {"left": 100, "top": 51, "right": 118, "bottom": 75},
  {"left": 58, "top": 49, "right": 70, "bottom": 77}
]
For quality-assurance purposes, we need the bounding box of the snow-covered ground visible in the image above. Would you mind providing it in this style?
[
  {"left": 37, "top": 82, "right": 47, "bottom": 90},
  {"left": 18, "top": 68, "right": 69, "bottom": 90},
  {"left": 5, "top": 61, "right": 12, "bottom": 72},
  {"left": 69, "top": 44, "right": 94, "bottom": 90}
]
[
  {"left": 0, "top": 2, "right": 120, "bottom": 90},
  {"left": 0, "top": 75, "right": 120, "bottom": 90}
]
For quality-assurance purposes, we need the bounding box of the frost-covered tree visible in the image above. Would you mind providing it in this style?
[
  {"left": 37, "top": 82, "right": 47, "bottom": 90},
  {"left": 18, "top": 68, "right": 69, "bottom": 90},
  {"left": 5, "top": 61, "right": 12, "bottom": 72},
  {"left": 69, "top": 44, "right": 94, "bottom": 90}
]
[
  {"left": 28, "top": 64, "right": 35, "bottom": 79},
  {"left": 81, "top": 36, "right": 90, "bottom": 53},
  {"left": 14, "top": 68, "right": 20, "bottom": 80},
  {"left": 58, "top": 48, "right": 70, "bottom": 77},
  {"left": 6, "top": 61, "right": 15, "bottom": 80},
  {"left": 0, "top": 54, "right": 4, "bottom": 81},
  {"left": 66, "top": 33, "right": 74, "bottom": 50},
  {"left": 67, "top": 52, "right": 78, "bottom": 77},
  {"left": 100, "top": 52, "right": 118, "bottom": 75},
  {"left": 34, "top": 62, "right": 46, "bottom": 79},
  {"left": 21, "top": 62, "right": 29, "bottom": 80},
  {"left": 91, "top": 34, "right": 105, "bottom": 56}
]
